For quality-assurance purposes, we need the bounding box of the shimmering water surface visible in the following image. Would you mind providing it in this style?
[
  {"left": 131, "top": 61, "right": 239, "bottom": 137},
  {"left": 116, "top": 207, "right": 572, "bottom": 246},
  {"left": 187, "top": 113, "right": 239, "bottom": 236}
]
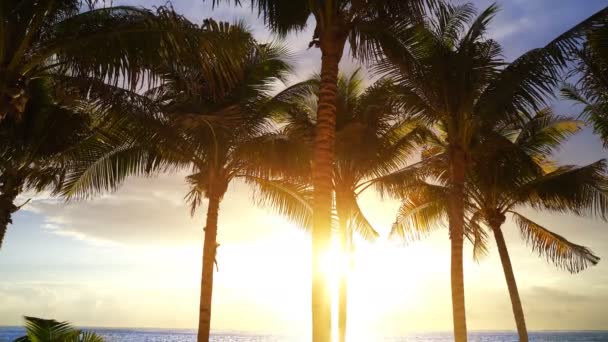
[{"left": 1, "top": 328, "right": 607, "bottom": 341}]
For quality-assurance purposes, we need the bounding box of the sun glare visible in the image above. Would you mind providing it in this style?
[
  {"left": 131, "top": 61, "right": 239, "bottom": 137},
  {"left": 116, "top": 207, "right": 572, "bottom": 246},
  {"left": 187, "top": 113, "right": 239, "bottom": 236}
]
[{"left": 319, "top": 237, "right": 429, "bottom": 338}]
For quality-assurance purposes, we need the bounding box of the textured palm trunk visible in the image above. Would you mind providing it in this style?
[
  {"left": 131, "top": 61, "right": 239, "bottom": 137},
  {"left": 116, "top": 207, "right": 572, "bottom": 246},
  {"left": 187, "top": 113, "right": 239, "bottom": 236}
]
[
  {"left": 448, "top": 147, "right": 467, "bottom": 342},
  {"left": 197, "top": 187, "right": 223, "bottom": 342},
  {"left": 492, "top": 223, "right": 528, "bottom": 342},
  {"left": 337, "top": 207, "right": 349, "bottom": 342},
  {"left": 311, "top": 31, "right": 346, "bottom": 342},
  {"left": 0, "top": 172, "right": 24, "bottom": 249}
]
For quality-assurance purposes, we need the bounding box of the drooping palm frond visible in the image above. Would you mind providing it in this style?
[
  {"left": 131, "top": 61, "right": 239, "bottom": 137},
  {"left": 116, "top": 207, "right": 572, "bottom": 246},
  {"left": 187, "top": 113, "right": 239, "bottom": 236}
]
[
  {"left": 266, "top": 78, "right": 320, "bottom": 115},
  {"left": 467, "top": 210, "right": 490, "bottom": 262},
  {"left": 367, "top": 152, "right": 447, "bottom": 199},
  {"left": 61, "top": 141, "right": 173, "bottom": 200},
  {"left": 511, "top": 212, "right": 600, "bottom": 273},
  {"left": 336, "top": 191, "right": 379, "bottom": 241},
  {"left": 233, "top": 131, "right": 311, "bottom": 181},
  {"left": 16, "top": 317, "right": 72, "bottom": 342},
  {"left": 244, "top": 175, "right": 313, "bottom": 230},
  {"left": 390, "top": 181, "right": 448, "bottom": 243},
  {"left": 513, "top": 160, "right": 608, "bottom": 219},
  {"left": 512, "top": 109, "right": 584, "bottom": 159}
]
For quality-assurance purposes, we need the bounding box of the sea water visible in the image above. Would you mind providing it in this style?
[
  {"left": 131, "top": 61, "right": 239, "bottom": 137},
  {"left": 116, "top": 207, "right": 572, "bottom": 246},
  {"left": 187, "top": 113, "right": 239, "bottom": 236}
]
[{"left": 0, "top": 327, "right": 607, "bottom": 341}]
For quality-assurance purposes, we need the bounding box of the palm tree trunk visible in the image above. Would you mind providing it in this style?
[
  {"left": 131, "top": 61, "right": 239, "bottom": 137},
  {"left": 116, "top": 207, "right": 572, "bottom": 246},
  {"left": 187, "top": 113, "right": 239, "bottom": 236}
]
[
  {"left": 337, "top": 208, "right": 349, "bottom": 342},
  {"left": 197, "top": 188, "right": 222, "bottom": 342},
  {"left": 311, "top": 31, "right": 346, "bottom": 342},
  {"left": 448, "top": 146, "right": 467, "bottom": 342},
  {"left": 492, "top": 223, "right": 528, "bottom": 342},
  {"left": 0, "top": 172, "right": 24, "bottom": 249}
]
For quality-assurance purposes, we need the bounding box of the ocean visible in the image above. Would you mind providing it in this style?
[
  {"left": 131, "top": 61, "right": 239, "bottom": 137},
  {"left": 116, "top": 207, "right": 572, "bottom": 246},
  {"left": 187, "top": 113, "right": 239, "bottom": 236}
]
[{"left": 0, "top": 328, "right": 607, "bottom": 341}]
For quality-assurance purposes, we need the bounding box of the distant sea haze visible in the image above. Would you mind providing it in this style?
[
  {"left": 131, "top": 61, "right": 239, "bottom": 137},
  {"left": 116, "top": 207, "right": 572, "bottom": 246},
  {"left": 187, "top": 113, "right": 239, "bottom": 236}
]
[{"left": 2, "top": 328, "right": 608, "bottom": 341}]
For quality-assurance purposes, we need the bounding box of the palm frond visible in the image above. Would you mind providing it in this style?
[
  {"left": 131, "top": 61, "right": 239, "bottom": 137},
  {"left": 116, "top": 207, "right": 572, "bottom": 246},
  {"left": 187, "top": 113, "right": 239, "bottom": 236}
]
[
  {"left": 213, "top": 0, "right": 311, "bottom": 36},
  {"left": 466, "top": 210, "right": 490, "bottom": 262},
  {"left": 60, "top": 137, "right": 173, "bottom": 200},
  {"left": 515, "top": 160, "right": 608, "bottom": 219},
  {"left": 337, "top": 192, "right": 379, "bottom": 241},
  {"left": 37, "top": 6, "right": 201, "bottom": 88},
  {"left": 16, "top": 316, "right": 105, "bottom": 342},
  {"left": 368, "top": 153, "right": 447, "bottom": 199},
  {"left": 511, "top": 212, "right": 600, "bottom": 273},
  {"left": 475, "top": 47, "right": 561, "bottom": 124},
  {"left": 244, "top": 175, "right": 313, "bottom": 230},
  {"left": 561, "top": 83, "right": 608, "bottom": 148},
  {"left": 234, "top": 131, "right": 311, "bottom": 180},
  {"left": 513, "top": 108, "right": 583, "bottom": 159},
  {"left": 21, "top": 316, "right": 75, "bottom": 341},
  {"left": 390, "top": 181, "right": 448, "bottom": 243}
]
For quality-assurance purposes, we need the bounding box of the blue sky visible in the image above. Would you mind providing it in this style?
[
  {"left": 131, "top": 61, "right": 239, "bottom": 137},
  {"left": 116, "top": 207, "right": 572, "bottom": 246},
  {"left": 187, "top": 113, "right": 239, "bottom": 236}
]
[{"left": 1, "top": 0, "right": 608, "bottom": 335}]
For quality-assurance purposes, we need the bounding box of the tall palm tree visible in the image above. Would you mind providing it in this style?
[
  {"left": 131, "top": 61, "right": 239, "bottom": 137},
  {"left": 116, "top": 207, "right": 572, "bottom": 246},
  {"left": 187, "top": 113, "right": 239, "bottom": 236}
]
[
  {"left": 14, "top": 316, "right": 104, "bottom": 342},
  {"left": 373, "top": 3, "right": 606, "bottom": 340},
  {"left": 209, "top": 2, "right": 434, "bottom": 339},
  {"left": 390, "top": 110, "right": 608, "bottom": 342},
  {"left": 250, "top": 70, "right": 427, "bottom": 341},
  {"left": 157, "top": 42, "right": 291, "bottom": 342},
  {"left": 61, "top": 28, "right": 292, "bottom": 341}
]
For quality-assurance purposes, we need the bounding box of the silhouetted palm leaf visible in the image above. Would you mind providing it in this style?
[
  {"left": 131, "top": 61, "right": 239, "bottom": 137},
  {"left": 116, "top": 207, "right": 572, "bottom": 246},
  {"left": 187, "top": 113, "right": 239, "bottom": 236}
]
[
  {"left": 14, "top": 316, "right": 104, "bottom": 342},
  {"left": 511, "top": 212, "right": 600, "bottom": 273}
]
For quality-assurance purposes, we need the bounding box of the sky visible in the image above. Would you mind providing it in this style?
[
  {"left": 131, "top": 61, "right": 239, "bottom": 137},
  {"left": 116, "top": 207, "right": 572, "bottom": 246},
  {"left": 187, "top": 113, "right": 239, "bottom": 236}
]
[{"left": 2, "top": 0, "right": 608, "bottom": 337}]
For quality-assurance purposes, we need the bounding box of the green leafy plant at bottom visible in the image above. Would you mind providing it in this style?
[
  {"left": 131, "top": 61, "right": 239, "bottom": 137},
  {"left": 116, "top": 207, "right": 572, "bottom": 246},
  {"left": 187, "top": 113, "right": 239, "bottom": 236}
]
[{"left": 14, "top": 316, "right": 104, "bottom": 342}]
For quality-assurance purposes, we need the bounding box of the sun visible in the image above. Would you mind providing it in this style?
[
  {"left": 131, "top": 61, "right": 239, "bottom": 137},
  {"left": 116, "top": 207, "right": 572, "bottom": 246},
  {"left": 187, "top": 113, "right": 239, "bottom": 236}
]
[{"left": 319, "top": 237, "right": 428, "bottom": 339}]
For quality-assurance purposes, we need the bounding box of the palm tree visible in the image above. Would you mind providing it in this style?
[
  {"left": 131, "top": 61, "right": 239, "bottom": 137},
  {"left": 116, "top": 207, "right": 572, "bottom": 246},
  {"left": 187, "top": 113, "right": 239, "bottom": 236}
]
[
  {"left": 161, "top": 43, "right": 291, "bottom": 342},
  {"left": 0, "top": 77, "right": 92, "bottom": 248},
  {"left": 14, "top": 316, "right": 104, "bottom": 342},
  {"left": 372, "top": 3, "right": 607, "bottom": 340},
  {"left": 391, "top": 110, "right": 608, "bottom": 342},
  {"left": 0, "top": 1, "right": 252, "bottom": 249},
  {"left": 209, "top": 2, "right": 435, "bottom": 339},
  {"left": 61, "top": 27, "right": 292, "bottom": 341},
  {"left": 250, "top": 70, "right": 427, "bottom": 341}
]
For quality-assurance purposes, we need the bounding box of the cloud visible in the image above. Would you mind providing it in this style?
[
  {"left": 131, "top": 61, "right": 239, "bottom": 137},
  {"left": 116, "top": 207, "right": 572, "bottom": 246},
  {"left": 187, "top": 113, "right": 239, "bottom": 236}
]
[
  {"left": 22, "top": 174, "right": 300, "bottom": 246},
  {"left": 23, "top": 175, "right": 202, "bottom": 245}
]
